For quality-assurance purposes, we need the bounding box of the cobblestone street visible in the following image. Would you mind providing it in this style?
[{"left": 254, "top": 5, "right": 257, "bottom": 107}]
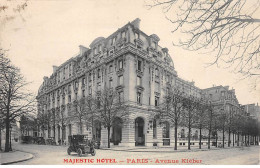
[{"left": 4, "top": 142, "right": 259, "bottom": 165}]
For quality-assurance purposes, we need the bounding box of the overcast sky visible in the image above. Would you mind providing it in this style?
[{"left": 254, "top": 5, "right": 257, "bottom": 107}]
[{"left": 1, "top": 0, "right": 259, "bottom": 105}]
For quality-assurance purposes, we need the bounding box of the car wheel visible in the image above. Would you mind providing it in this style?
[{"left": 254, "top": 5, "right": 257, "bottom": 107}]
[
  {"left": 67, "top": 148, "right": 72, "bottom": 155},
  {"left": 77, "top": 148, "right": 82, "bottom": 157},
  {"left": 91, "top": 149, "right": 96, "bottom": 156}
]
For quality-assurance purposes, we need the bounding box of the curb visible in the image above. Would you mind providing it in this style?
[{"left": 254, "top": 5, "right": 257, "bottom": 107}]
[
  {"left": 1, "top": 150, "right": 34, "bottom": 165},
  {"left": 99, "top": 146, "right": 246, "bottom": 153}
]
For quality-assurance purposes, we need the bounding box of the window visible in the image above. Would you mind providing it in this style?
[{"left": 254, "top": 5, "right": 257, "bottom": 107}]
[
  {"left": 68, "top": 95, "right": 71, "bottom": 103},
  {"left": 97, "top": 82, "right": 101, "bottom": 91},
  {"left": 119, "top": 60, "right": 123, "bottom": 69},
  {"left": 89, "top": 73, "right": 92, "bottom": 82},
  {"left": 155, "top": 96, "right": 159, "bottom": 106},
  {"left": 109, "top": 78, "right": 113, "bottom": 88},
  {"left": 68, "top": 84, "right": 71, "bottom": 93},
  {"left": 137, "top": 60, "right": 142, "bottom": 71},
  {"left": 75, "top": 92, "right": 78, "bottom": 100},
  {"left": 155, "top": 81, "right": 159, "bottom": 92},
  {"left": 109, "top": 49, "right": 114, "bottom": 56},
  {"left": 89, "top": 86, "right": 92, "bottom": 95},
  {"left": 152, "top": 41, "right": 157, "bottom": 48},
  {"left": 98, "top": 44, "right": 101, "bottom": 52},
  {"left": 118, "top": 91, "right": 123, "bottom": 102},
  {"left": 97, "top": 69, "right": 101, "bottom": 79},
  {"left": 221, "top": 91, "right": 225, "bottom": 96},
  {"left": 75, "top": 81, "right": 78, "bottom": 90},
  {"left": 111, "top": 37, "right": 116, "bottom": 45},
  {"left": 82, "top": 78, "right": 85, "bottom": 86},
  {"left": 135, "top": 32, "right": 139, "bottom": 39},
  {"left": 69, "top": 64, "right": 72, "bottom": 76},
  {"left": 137, "top": 76, "right": 141, "bottom": 86},
  {"left": 162, "top": 121, "right": 170, "bottom": 138},
  {"left": 121, "top": 31, "right": 126, "bottom": 38},
  {"left": 137, "top": 92, "right": 141, "bottom": 104},
  {"left": 155, "top": 68, "right": 159, "bottom": 77},
  {"left": 94, "top": 47, "right": 97, "bottom": 55},
  {"left": 109, "top": 65, "right": 113, "bottom": 73},
  {"left": 82, "top": 89, "right": 85, "bottom": 98},
  {"left": 63, "top": 67, "right": 65, "bottom": 79},
  {"left": 118, "top": 76, "right": 123, "bottom": 85}
]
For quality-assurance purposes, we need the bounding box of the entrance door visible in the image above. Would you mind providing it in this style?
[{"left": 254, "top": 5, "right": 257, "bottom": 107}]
[{"left": 135, "top": 117, "right": 145, "bottom": 146}]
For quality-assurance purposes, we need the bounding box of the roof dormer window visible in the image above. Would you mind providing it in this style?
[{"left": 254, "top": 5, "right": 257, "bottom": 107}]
[
  {"left": 135, "top": 32, "right": 139, "bottom": 39},
  {"left": 94, "top": 47, "right": 97, "bottom": 55},
  {"left": 98, "top": 44, "right": 101, "bottom": 52},
  {"left": 111, "top": 37, "right": 116, "bottom": 45},
  {"left": 122, "top": 31, "right": 126, "bottom": 38},
  {"left": 152, "top": 41, "right": 157, "bottom": 49}
]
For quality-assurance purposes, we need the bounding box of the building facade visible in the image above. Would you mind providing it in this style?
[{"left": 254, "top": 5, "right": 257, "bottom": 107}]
[{"left": 37, "top": 19, "right": 258, "bottom": 147}]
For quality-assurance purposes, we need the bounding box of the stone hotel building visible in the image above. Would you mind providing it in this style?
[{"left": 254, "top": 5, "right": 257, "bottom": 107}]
[{"left": 37, "top": 19, "right": 249, "bottom": 147}]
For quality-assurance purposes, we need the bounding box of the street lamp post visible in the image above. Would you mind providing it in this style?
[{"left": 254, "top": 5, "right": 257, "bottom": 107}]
[{"left": 9, "top": 125, "right": 12, "bottom": 151}]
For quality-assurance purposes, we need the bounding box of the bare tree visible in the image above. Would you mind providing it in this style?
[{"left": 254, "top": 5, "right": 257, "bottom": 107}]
[
  {"left": 98, "top": 88, "right": 128, "bottom": 148},
  {"left": 59, "top": 104, "right": 67, "bottom": 144},
  {"left": 182, "top": 95, "right": 199, "bottom": 150},
  {"left": 84, "top": 95, "right": 99, "bottom": 138},
  {"left": 37, "top": 109, "right": 48, "bottom": 138},
  {"left": 72, "top": 98, "right": 88, "bottom": 134},
  {"left": 217, "top": 107, "right": 228, "bottom": 148},
  {"left": 0, "top": 52, "right": 35, "bottom": 152},
  {"left": 196, "top": 98, "right": 208, "bottom": 149},
  {"left": 146, "top": 0, "right": 260, "bottom": 81},
  {"left": 205, "top": 101, "right": 214, "bottom": 149},
  {"left": 227, "top": 106, "right": 236, "bottom": 147},
  {"left": 160, "top": 87, "right": 185, "bottom": 150}
]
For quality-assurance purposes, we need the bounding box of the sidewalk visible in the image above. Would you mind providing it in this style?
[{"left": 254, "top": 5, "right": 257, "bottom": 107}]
[
  {"left": 0, "top": 150, "right": 34, "bottom": 165},
  {"left": 100, "top": 145, "right": 245, "bottom": 153}
]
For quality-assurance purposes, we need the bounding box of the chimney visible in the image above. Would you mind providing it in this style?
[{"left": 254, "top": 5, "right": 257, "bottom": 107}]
[
  {"left": 79, "top": 45, "right": 89, "bottom": 56},
  {"left": 131, "top": 18, "right": 141, "bottom": 29}
]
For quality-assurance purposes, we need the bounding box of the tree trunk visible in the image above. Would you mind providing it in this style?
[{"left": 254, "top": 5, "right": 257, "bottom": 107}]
[
  {"left": 5, "top": 119, "right": 10, "bottom": 152},
  {"left": 199, "top": 126, "right": 202, "bottom": 149},
  {"left": 216, "top": 132, "right": 218, "bottom": 148},
  {"left": 233, "top": 132, "right": 235, "bottom": 147},
  {"left": 228, "top": 127, "right": 231, "bottom": 147},
  {"left": 107, "top": 126, "right": 111, "bottom": 148},
  {"left": 248, "top": 134, "right": 250, "bottom": 146},
  {"left": 61, "top": 126, "right": 64, "bottom": 145},
  {"left": 237, "top": 132, "right": 240, "bottom": 146},
  {"left": 222, "top": 126, "right": 225, "bottom": 148},
  {"left": 174, "top": 122, "right": 178, "bottom": 150},
  {"left": 0, "top": 127, "right": 2, "bottom": 151},
  {"left": 208, "top": 127, "right": 211, "bottom": 149},
  {"left": 244, "top": 134, "right": 246, "bottom": 146},
  {"left": 188, "top": 126, "right": 191, "bottom": 150}
]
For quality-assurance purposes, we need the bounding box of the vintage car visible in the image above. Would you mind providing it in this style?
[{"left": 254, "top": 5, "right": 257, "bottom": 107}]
[
  {"left": 67, "top": 135, "right": 96, "bottom": 157},
  {"left": 21, "top": 136, "right": 33, "bottom": 144},
  {"left": 36, "top": 137, "right": 45, "bottom": 145},
  {"left": 46, "top": 137, "right": 56, "bottom": 145}
]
